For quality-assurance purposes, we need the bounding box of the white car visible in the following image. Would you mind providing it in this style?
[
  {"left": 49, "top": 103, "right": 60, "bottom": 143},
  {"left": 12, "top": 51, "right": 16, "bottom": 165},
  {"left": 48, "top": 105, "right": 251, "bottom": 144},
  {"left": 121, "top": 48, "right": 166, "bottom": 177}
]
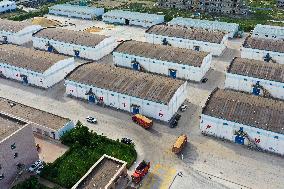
[
  {"left": 180, "top": 104, "right": 188, "bottom": 112},
  {"left": 36, "top": 165, "right": 44, "bottom": 175},
  {"left": 28, "top": 160, "right": 43, "bottom": 172},
  {"left": 86, "top": 116, "right": 97, "bottom": 124}
]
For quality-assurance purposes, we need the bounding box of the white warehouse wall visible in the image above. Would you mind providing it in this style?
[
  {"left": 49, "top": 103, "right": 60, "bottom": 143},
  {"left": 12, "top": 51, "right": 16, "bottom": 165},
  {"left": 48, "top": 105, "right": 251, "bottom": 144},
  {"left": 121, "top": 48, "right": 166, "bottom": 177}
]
[
  {"left": 145, "top": 33, "right": 227, "bottom": 56},
  {"left": 0, "top": 1, "right": 16, "bottom": 13},
  {"left": 241, "top": 47, "right": 284, "bottom": 64},
  {"left": 200, "top": 114, "right": 284, "bottom": 155},
  {"left": 113, "top": 52, "right": 212, "bottom": 81},
  {"left": 65, "top": 80, "right": 187, "bottom": 122},
  {"left": 49, "top": 7, "right": 104, "bottom": 19},
  {"left": 225, "top": 73, "right": 284, "bottom": 100}
]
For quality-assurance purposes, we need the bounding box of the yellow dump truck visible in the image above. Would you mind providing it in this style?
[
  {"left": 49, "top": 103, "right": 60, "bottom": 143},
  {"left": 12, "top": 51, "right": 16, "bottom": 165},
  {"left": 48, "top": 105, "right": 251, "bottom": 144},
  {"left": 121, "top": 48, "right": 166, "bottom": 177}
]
[{"left": 172, "top": 134, "right": 187, "bottom": 154}]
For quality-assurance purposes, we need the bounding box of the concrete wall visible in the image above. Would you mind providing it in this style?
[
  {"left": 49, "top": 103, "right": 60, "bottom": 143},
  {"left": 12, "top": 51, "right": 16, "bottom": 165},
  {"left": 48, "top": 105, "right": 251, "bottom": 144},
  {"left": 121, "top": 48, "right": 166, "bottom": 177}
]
[
  {"left": 0, "top": 57, "right": 75, "bottom": 88},
  {"left": 0, "top": 1, "right": 16, "bottom": 13},
  {"left": 225, "top": 73, "right": 284, "bottom": 100},
  {"left": 0, "top": 125, "right": 38, "bottom": 189},
  {"left": 113, "top": 51, "right": 212, "bottom": 81},
  {"left": 65, "top": 80, "right": 187, "bottom": 122},
  {"left": 145, "top": 33, "right": 227, "bottom": 56},
  {"left": 241, "top": 47, "right": 284, "bottom": 64},
  {"left": 200, "top": 114, "right": 284, "bottom": 155},
  {"left": 32, "top": 36, "right": 118, "bottom": 60}
]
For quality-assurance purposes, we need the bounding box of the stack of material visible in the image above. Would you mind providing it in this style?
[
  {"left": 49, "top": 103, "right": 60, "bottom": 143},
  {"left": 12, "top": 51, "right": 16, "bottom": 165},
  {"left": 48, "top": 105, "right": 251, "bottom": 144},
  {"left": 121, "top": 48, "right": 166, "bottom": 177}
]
[{"left": 243, "top": 36, "right": 284, "bottom": 53}]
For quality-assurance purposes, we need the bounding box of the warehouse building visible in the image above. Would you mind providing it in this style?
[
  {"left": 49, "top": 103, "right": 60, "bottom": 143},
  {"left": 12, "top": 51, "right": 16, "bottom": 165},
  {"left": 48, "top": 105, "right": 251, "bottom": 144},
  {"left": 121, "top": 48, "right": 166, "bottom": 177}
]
[
  {"left": 65, "top": 63, "right": 187, "bottom": 122},
  {"left": 168, "top": 17, "right": 239, "bottom": 38},
  {"left": 277, "top": 0, "right": 284, "bottom": 8},
  {"left": 0, "top": 19, "right": 42, "bottom": 45},
  {"left": 72, "top": 154, "right": 127, "bottom": 189},
  {"left": 0, "top": 97, "right": 75, "bottom": 140},
  {"left": 113, "top": 40, "right": 212, "bottom": 81},
  {"left": 241, "top": 36, "right": 284, "bottom": 64},
  {"left": 252, "top": 24, "right": 284, "bottom": 40},
  {"left": 200, "top": 89, "right": 284, "bottom": 155},
  {"left": 145, "top": 25, "right": 228, "bottom": 56},
  {"left": 0, "top": 113, "right": 38, "bottom": 189},
  {"left": 0, "top": 1, "right": 16, "bottom": 13},
  {"left": 0, "top": 44, "right": 75, "bottom": 88},
  {"left": 32, "top": 28, "right": 117, "bottom": 60},
  {"left": 225, "top": 57, "right": 284, "bottom": 100},
  {"left": 102, "top": 10, "right": 164, "bottom": 28},
  {"left": 49, "top": 4, "right": 104, "bottom": 19}
]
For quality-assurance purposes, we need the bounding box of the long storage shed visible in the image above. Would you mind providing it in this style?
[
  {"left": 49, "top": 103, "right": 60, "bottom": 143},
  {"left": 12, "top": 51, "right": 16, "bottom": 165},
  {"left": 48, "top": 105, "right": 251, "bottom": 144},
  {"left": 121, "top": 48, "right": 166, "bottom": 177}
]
[
  {"left": 0, "top": 19, "right": 42, "bottom": 45},
  {"left": 0, "top": 44, "right": 75, "bottom": 88},
  {"left": 145, "top": 25, "right": 228, "bottom": 56},
  {"left": 200, "top": 88, "right": 284, "bottom": 155},
  {"left": 32, "top": 28, "right": 117, "bottom": 60},
  {"left": 225, "top": 57, "right": 284, "bottom": 100},
  {"left": 252, "top": 24, "right": 284, "bottom": 40},
  {"left": 0, "top": 1, "right": 16, "bottom": 13},
  {"left": 113, "top": 40, "right": 212, "bottom": 81},
  {"left": 65, "top": 63, "right": 187, "bottom": 122}
]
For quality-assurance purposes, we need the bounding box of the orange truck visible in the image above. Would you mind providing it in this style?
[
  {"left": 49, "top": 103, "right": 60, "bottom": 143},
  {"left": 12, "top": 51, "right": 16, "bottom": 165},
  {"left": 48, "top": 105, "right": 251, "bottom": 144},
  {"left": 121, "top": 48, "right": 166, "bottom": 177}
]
[
  {"left": 132, "top": 114, "right": 153, "bottom": 129},
  {"left": 172, "top": 134, "right": 187, "bottom": 154},
  {"left": 131, "top": 161, "right": 150, "bottom": 184}
]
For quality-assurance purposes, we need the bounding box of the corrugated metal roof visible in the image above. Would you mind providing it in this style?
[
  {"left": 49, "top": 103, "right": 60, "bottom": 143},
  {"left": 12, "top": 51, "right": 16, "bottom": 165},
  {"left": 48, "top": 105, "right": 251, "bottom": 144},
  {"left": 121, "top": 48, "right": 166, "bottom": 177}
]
[
  {"left": 203, "top": 89, "right": 284, "bottom": 135},
  {"left": 67, "top": 63, "right": 185, "bottom": 104},
  {"left": 0, "top": 44, "right": 70, "bottom": 73},
  {"left": 228, "top": 57, "right": 284, "bottom": 83},
  {"left": 0, "top": 113, "right": 26, "bottom": 141},
  {"left": 146, "top": 25, "right": 226, "bottom": 44},
  {"left": 114, "top": 40, "right": 209, "bottom": 67},
  {"left": 0, "top": 19, "right": 31, "bottom": 33},
  {"left": 243, "top": 36, "right": 284, "bottom": 53},
  {"left": 103, "top": 10, "right": 164, "bottom": 22},
  {"left": 49, "top": 4, "right": 104, "bottom": 15},
  {"left": 33, "top": 28, "right": 107, "bottom": 47}
]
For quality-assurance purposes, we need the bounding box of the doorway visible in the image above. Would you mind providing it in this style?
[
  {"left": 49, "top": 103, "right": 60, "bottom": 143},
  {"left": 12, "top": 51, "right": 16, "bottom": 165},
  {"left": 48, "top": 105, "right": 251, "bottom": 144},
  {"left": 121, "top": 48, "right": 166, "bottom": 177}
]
[{"left": 125, "top": 19, "right": 130, "bottom": 25}]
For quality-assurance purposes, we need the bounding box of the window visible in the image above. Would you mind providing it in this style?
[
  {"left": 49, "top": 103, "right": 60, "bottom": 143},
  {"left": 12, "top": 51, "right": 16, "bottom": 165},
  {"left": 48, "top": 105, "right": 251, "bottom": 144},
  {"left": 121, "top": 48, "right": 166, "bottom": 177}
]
[
  {"left": 223, "top": 123, "right": 228, "bottom": 125},
  {"left": 257, "top": 131, "right": 260, "bottom": 134},
  {"left": 244, "top": 78, "right": 247, "bottom": 81},
  {"left": 147, "top": 103, "right": 150, "bottom": 105},
  {"left": 182, "top": 67, "right": 185, "bottom": 69},
  {"left": 274, "top": 136, "right": 279, "bottom": 139},
  {"left": 11, "top": 143, "right": 16, "bottom": 150},
  {"left": 111, "top": 94, "right": 114, "bottom": 96},
  {"left": 0, "top": 174, "right": 4, "bottom": 180},
  {"left": 14, "top": 153, "right": 18, "bottom": 158}
]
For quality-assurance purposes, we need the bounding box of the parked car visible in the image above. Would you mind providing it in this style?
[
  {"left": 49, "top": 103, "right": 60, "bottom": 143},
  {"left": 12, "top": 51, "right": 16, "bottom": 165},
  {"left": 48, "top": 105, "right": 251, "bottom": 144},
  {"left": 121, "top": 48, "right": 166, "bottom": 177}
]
[
  {"left": 170, "top": 119, "right": 178, "bottom": 128},
  {"left": 35, "top": 165, "right": 44, "bottom": 175},
  {"left": 28, "top": 160, "right": 43, "bottom": 172},
  {"left": 121, "top": 138, "right": 133, "bottom": 145},
  {"left": 179, "top": 104, "right": 188, "bottom": 112},
  {"left": 86, "top": 116, "right": 97, "bottom": 124},
  {"left": 175, "top": 114, "right": 181, "bottom": 121}
]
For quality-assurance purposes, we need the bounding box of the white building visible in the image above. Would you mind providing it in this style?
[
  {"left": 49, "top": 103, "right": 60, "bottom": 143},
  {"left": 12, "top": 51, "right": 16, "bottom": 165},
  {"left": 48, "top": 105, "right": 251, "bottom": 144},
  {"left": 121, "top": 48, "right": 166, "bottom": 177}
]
[
  {"left": 49, "top": 4, "right": 104, "bottom": 19},
  {"left": 0, "top": 44, "right": 75, "bottom": 88},
  {"left": 168, "top": 17, "right": 239, "bottom": 38},
  {"left": 0, "top": 1, "right": 16, "bottom": 13},
  {"left": 102, "top": 10, "right": 164, "bottom": 28},
  {"left": 225, "top": 57, "right": 284, "bottom": 100},
  {"left": 252, "top": 24, "right": 284, "bottom": 40},
  {"left": 200, "top": 89, "right": 284, "bottom": 156},
  {"left": 0, "top": 97, "right": 75, "bottom": 140},
  {"left": 32, "top": 28, "right": 117, "bottom": 60},
  {"left": 277, "top": 0, "right": 284, "bottom": 8},
  {"left": 113, "top": 40, "right": 212, "bottom": 81},
  {"left": 0, "top": 19, "right": 42, "bottom": 45},
  {"left": 241, "top": 36, "right": 284, "bottom": 64},
  {"left": 65, "top": 63, "right": 187, "bottom": 122},
  {"left": 145, "top": 25, "right": 228, "bottom": 56}
]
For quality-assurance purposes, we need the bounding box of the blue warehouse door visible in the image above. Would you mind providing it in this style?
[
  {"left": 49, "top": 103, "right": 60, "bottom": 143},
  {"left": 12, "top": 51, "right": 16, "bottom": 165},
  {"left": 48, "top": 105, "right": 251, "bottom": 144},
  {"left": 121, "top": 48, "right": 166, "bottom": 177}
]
[
  {"left": 22, "top": 76, "right": 28, "bottom": 84},
  {"left": 88, "top": 95, "right": 95, "bottom": 103},
  {"left": 132, "top": 106, "right": 140, "bottom": 114},
  {"left": 235, "top": 127, "right": 245, "bottom": 145},
  {"left": 47, "top": 46, "right": 53, "bottom": 52},
  {"left": 169, "top": 69, "right": 177, "bottom": 79},
  {"left": 74, "top": 50, "right": 80, "bottom": 58},
  {"left": 132, "top": 63, "right": 139, "bottom": 70}
]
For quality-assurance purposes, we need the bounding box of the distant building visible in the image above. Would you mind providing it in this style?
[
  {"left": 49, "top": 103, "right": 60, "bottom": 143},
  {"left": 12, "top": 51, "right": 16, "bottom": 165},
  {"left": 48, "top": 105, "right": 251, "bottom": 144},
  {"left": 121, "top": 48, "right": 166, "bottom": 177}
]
[
  {"left": 241, "top": 36, "right": 284, "bottom": 64},
  {"left": 0, "top": 1, "right": 16, "bottom": 13},
  {"left": 252, "top": 24, "right": 284, "bottom": 40},
  {"left": 157, "top": 0, "right": 248, "bottom": 15},
  {"left": 0, "top": 44, "right": 75, "bottom": 88},
  {"left": 102, "top": 10, "right": 164, "bottom": 28},
  {"left": 113, "top": 40, "right": 212, "bottom": 81},
  {"left": 32, "top": 28, "right": 117, "bottom": 60},
  {"left": 71, "top": 154, "right": 127, "bottom": 189},
  {"left": 277, "top": 0, "right": 284, "bottom": 8},
  {"left": 0, "top": 113, "right": 38, "bottom": 189},
  {"left": 201, "top": 88, "right": 284, "bottom": 155},
  {"left": 0, "top": 97, "right": 75, "bottom": 140},
  {"left": 65, "top": 63, "right": 187, "bottom": 122},
  {"left": 0, "top": 19, "right": 42, "bottom": 45},
  {"left": 168, "top": 17, "right": 239, "bottom": 38},
  {"left": 49, "top": 4, "right": 104, "bottom": 19},
  {"left": 145, "top": 25, "right": 228, "bottom": 56},
  {"left": 225, "top": 57, "right": 284, "bottom": 100}
]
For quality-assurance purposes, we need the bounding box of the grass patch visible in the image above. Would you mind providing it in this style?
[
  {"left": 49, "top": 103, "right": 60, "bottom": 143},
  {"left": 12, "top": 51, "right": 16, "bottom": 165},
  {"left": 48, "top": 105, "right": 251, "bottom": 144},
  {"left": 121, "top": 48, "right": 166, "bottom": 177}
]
[
  {"left": 41, "top": 122, "right": 137, "bottom": 188},
  {"left": 12, "top": 176, "right": 52, "bottom": 189}
]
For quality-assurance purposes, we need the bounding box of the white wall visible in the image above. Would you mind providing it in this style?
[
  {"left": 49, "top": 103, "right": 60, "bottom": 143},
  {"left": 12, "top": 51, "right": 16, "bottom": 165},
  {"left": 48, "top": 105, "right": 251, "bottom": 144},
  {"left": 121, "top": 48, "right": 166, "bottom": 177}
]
[
  {"left": 65, "top": 80, "right": 187, "bottom": 122},
  {"left": 200, "top": 114, "right": 284, "bottom": 155},
  {"left": 145, "top": 33, "right": 227, "bottom": 56},
  {"left": 225, "top": 73, "right": 284, "bottom": 100},
  {"left": 32, "top": 36, "right": 118, "bottom": 60},
  {"left": 113, "top": 52, "right": 212, "bottom": 81},
  {"left": 241, "top": 47, "right": 284, "bottom": 64},
  {"left": 0, "top": 1, "right": 16, "bottom": 13},
  {"left": 49, "top": 7, "right": 104, "bottom": 19}
]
